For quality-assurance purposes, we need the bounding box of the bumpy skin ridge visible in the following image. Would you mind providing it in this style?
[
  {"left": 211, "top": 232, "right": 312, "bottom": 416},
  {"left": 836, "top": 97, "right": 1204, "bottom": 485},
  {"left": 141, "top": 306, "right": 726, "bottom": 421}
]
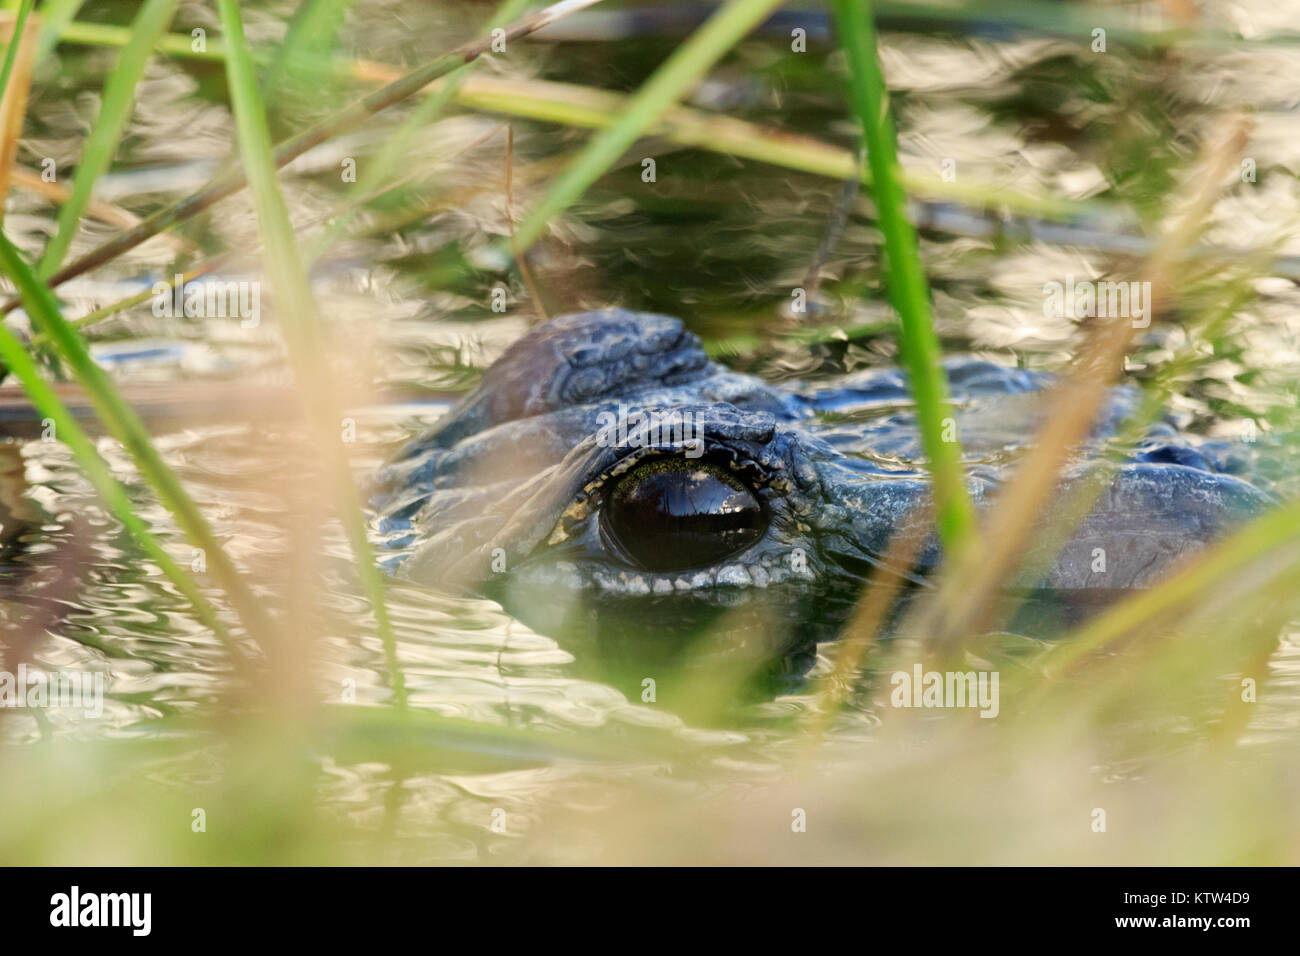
[
  {"left": 373, "top": 309, "right": 1272, "bottom": 631},
  {"left": 402, "top": 310, "right": 713, "bottom": 451}
]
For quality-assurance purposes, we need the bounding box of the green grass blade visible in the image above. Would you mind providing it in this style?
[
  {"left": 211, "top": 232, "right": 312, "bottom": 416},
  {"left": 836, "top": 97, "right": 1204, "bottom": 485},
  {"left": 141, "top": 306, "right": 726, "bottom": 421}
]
[
  {"left": 216, "top": 0, "right": 406, "bottom": 709},
  {"left": 0, "top": 0, "right": 33, "bottom": 100},
  {"left": 34, "top": 0, "right": 86, "bottom": 62},
  {"left": 36, "top": 0, "right": 180, "bottom": 277},
  {"left": 0, "top": 230, "right": 276, "bottom": 648},
  {"left": 58, "top": 18, "right": 228, "bottom": 62},
  {"left": 49, "top": 3, "right": 1300, "bottom": 63},
  {"left": 0, "top": 235, "right": 238, "bottom": 654},
  {"left": 509, "top": 0, "right": 786, "bottom": 253},
  {"left": 260, "top": 0, "right": 355, "bottom": 107},
  {"left": 831, "top": 0, "right": 976, "bottom": 554}
]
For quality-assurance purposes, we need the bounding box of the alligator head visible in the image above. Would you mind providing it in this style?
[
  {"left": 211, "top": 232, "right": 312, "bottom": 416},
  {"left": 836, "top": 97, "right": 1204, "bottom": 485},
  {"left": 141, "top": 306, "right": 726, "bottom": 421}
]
[{"left": 372, "top": 309, "right": 1270, "bottom": 693}]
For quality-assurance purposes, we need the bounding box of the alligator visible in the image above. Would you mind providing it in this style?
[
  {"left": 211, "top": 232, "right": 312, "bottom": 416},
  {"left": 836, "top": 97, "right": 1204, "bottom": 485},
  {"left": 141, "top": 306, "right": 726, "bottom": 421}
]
[{"left": 372, "top": 309, "right": 1270, "bottom": 690}]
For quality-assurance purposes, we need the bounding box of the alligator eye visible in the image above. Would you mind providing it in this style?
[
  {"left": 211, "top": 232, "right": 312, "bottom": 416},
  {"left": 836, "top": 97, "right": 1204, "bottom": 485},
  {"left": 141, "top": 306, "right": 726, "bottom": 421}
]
[{"left": 601, "top": 458, "right": 766, "bottom": 573}]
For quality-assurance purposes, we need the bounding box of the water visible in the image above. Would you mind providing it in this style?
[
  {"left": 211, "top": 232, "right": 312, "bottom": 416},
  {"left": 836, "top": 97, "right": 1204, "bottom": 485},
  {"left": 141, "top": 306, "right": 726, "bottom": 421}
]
[{"left": 3, "top": 1, "right": 1300, "bottom": 863}]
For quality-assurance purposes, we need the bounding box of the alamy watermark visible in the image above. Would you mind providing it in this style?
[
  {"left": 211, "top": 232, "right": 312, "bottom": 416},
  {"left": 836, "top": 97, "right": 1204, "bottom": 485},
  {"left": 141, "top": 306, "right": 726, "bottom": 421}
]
[
  {"left": 890, "top": 664, "right": 999, "bottom": 718},
  {"left": 0, "top": 665, "right": 104, "bottom": 718},
  {"left": 152, "top": 273, "right": 261, "bottom": 328},
  {"left": 595, "top": 404, "right": 704, "bottom": 458},
  {"left": 1043, "top": 274, "right": 1153, "bottom": 328},
  {"left": 50, "top": 886, "right": 150, "bottom": 936}
]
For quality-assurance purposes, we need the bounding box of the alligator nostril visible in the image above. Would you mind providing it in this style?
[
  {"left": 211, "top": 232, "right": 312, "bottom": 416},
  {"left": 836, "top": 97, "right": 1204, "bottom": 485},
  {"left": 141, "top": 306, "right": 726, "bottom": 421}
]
[{"left": 602, "top": 458, "right": 766, "bottom": 574}]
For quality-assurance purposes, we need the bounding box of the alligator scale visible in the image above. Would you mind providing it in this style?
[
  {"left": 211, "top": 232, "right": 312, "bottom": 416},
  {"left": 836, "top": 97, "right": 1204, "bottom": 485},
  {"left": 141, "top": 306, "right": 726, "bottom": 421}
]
[{"left": 371, "top": 310, "right": 1269, "bottom": 679}]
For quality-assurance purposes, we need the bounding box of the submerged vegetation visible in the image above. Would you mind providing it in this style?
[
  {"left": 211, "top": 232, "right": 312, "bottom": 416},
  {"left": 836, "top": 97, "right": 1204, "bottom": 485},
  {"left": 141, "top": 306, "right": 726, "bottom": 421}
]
[{"left": 0, "top": 0, "right": 1298, "bottom": 865}]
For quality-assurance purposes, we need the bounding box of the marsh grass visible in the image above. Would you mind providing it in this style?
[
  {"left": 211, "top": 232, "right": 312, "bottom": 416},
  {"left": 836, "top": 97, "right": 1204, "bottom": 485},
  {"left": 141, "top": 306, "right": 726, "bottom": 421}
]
[
  {"left": 215, "top": 0, "right": 406, "bottom": 706},
  {"left": 0, "top": 0, "right": 36, "bottom": 221},
  {"left": 0, "top": 235, "right": 232, "bottom": 649},
  {"left": 0, "top": 0, "right": 1297, "bottom": 865},
  {"left": 831, "top": 0, "right": 975, "bottom": 554},
  {"left": 37, "top": 0, "right": 178, "bottom": 276},
  {"left": 0, "top": 0, "right": 613, "bottom": 315},
  {"left": 0, "top": 226, "right": 275, "bottom": 649}
]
